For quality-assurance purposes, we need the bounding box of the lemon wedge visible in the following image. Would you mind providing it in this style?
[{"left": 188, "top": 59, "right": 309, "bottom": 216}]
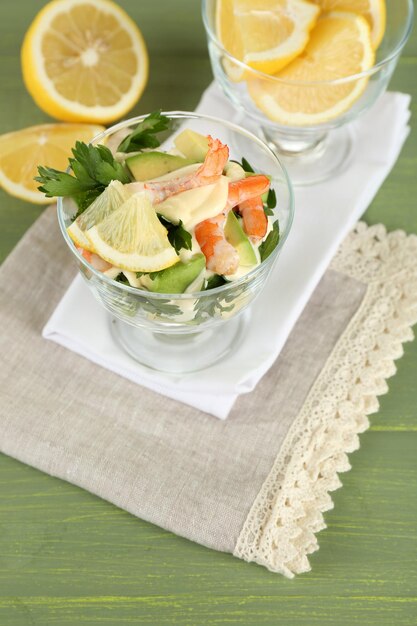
[
  {"left": 86, "top": 193, "right": 178, "bottom": 272},
  {"left": 248, "top": 11, "right": 375, "bottom": 126},
  {"left": 21, "top": 0, "right": 149, "bottom": 124},
  {"left": 67, "top": 180, "right": 132, "bottom": 251},
  {"left": 216, "top": 0, "right": 320, "bottom": 76},
  {"left": 311, "top": 0, "right": 386, "bottom": 48},
  {"left": 0, "top": 123, "right": 104, "bottom": 204}
]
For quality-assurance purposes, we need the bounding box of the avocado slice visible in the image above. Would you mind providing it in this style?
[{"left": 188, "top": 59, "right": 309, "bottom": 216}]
[
  {"left": 224, "top": 160, "right": 246, "bottom": 181},
  {"left": 174, "top": 129, "right": 209, "bottom": 162},
  {"left": 224, "top": 211, "right": 258, "bottom": 267},
  {"left": 126, "top": 151, "right": 195, "bottom": 182},
  {"left": 141, "top": 254, "right": 206, "bottom": 294}
]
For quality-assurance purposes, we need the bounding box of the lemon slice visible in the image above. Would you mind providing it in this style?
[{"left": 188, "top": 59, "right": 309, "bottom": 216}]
[
  {"left": 86, "top": 193, "right": 178, "bottom": 272},
  {"left": 21, "top": 0, "right": 149, "bottom": 124},
  {"left": 67, "top": 180, "right": 131, "bottom": 251},
  {"left": 216, "top": 0, "right": 320, "bottom": 76},
  {"left": 0, "top": 123, "right": 104, "bottom": 204},
  {"left": 311, "top": 0, "right": 386, "bottom": 48},
  {"left": 67, "top": 222, "right": 92, "bottom": 250},
  {"left": 248, "top": 11, "right": 374, "bottom": 126}
]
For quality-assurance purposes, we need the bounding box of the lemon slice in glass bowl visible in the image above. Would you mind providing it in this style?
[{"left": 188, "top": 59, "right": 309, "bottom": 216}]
[
  {"left": 86, "top": 192, "right": 179, "bottom": 272},
  {"left": 247, "top": 11, "right": 375, "bottom": 126},
  {"left": 67, "top": 180, "right": 132, "bottom": 251},
  {"left": 216, "top": 0, "right": 320, "bottom": 79},
  {"left": 311, "top": 0, "right": 386, "bottom": 48}
]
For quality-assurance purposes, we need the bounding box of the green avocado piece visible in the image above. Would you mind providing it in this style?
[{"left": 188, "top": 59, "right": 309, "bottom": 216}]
[
  {"left": 224, "top": 211, "right": 258, "bottom": 267},
  {"left": 141, "top": 254, "right": 206, "bottom": 294},
  {"left": 126, "top": 151, "right": 195, "bottom": 182},
  {"left": 174, "top": 129, "right": 209, "bottom": 162}
]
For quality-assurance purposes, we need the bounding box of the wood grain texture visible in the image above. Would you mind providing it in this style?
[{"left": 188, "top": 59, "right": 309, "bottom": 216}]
[{"left": 0, "top": 1, "right": 416, "bottom": 624}]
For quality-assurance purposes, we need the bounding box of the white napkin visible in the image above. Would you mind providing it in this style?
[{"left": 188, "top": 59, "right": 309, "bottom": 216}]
[{"left": 43, "top": 83, "right": 411, "bottom": 419}]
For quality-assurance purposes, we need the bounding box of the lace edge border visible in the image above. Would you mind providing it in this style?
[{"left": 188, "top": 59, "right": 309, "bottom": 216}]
[{"left": 233, "top": 222, "right": 417, "bottom": 577}]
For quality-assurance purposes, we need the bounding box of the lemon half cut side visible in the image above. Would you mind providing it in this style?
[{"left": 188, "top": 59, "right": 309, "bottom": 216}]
[
  {"left": 0, "top": 123, "right": 104, "bottom": 204},
  {"left": 21, "top": 0, "right": 149, "bottom": 124}
]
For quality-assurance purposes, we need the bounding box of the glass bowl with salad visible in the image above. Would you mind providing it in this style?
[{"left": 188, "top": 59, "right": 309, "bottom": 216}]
[{"left": 39, "top": 111, "right": 294, "bottom": 373}]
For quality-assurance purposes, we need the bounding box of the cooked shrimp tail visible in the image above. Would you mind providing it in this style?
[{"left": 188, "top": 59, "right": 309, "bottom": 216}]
[
  {"left": 239, "top": 195, "right": 268, "bottom": 242},
  {"left": 227, "top": 175, "right": 270, "bottom": 210},
  {"left": 195, "top": 214, "right": 239, "bottom": 276},
  {"left": 145, "top": 135, "right": 229, "bottom": 204}
]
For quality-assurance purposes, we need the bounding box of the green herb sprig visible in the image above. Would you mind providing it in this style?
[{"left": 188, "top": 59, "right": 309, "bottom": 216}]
[
  {"left": 205, "top": 274, "right": 227, "bottom": 290},
  {"left": 264, "top": 188, "right": 276, "bottom": 216},
  {"left": 36, "top": 141, "right": 130, "bottom": 215},
  {"left": 240, "top": 157, "right": 255, "bottom": 173},
  {"left": 259, "top": 221, "right": 280, "bottom": 262},
  {"left": 158, "top": 216, "right": 192, "bottom": 254},
  {"left": 117, "top": 110, "right": 170, "bottom": 153}
]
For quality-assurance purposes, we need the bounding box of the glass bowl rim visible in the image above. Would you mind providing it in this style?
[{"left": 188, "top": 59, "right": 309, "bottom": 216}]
[
  {"left": 201, "top": 0, "right": 414, "bottom": 86},
  {"left": 57, "top": 110, "right": 295, "bottom": 301}
]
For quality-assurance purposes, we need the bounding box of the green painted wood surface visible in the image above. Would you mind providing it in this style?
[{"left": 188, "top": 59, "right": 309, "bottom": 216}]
[{"left": 0, "top": 1, "right": 416, "bottom": 624}]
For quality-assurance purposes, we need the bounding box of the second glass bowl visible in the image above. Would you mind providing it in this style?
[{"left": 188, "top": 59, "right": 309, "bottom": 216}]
[{"left": 202, "top": 0, "right": 413, "bottom": 185}]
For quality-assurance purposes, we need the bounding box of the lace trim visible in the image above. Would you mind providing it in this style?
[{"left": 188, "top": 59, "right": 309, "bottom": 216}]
[{"left": 234, "top": 223, "right": 417, "bottom": 577}]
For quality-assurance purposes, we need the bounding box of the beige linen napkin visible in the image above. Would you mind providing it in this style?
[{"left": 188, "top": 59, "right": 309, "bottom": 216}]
[{"left": 1, "top": 207, "right": 416, "bottom": 576}]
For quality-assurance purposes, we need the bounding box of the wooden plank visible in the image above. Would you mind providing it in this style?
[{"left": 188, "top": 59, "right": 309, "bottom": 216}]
[
  {"left": 0, "top": 0, "right": 416, "bottom": 624},
  {"left": 0, "top": 431, "right": 416, "bottom": 625}
]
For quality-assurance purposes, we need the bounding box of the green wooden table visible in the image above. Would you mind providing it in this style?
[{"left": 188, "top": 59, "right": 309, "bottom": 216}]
[{"left": 1, "top": 2, "right": 416, "bottom": 624}]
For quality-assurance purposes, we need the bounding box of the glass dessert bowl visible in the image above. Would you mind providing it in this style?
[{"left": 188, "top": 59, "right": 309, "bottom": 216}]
[
  {"left": 202, "top": 0, "right": 413, "bottom": 185},
  {"left": 57, "top": 112, "right": 294, "bottom": 373}
]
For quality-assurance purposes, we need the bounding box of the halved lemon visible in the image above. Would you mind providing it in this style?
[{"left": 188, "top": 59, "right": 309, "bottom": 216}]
[
  {"left": 216, "top": 0, "right": 320, "bottom": 76},
  {"left": 86, "top": 193, "right": 178, "bottom": 272},
  {"left": 0, "top": 123, "right": 104, "bottom": 204},
  {"left": 248, "top": 11, "right": 374, "bottom": 126},
  {"left": 67, "top": 180, "right": 131, "bottom": 251},
  {"left": 311, "top": 0, "right": 386, "bottom": 48},
  {"left": 21, "top": 0, "right": 149, "bottom": 124}
]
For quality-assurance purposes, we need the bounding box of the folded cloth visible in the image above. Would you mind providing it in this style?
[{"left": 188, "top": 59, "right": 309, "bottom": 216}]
[
  {"left": 43, "top": 84, "right": 411, "bottom": 419},
  {"left": 1, "top": 208, "right": 417, "bottom": 576}
]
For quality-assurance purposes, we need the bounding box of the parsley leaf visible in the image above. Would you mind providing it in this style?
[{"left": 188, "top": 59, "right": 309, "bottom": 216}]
[
  {"left": 193, "top": 283, "right": 245, "bottom": 322},
  {"left": 117, "top": 110, "right": 171, "bottom": 153},
  {"left": 259, "top": 220, "right": 280, "bottom": 262},
  {"left": 205, "top": 274, "right": 227, "bottom": 290},
  {"left": 115, "top": 273, "right": 130, "bottom": 285},
  {"left": 263, "top": 188, "right": 276, "bottom": 216},
  {"left": 241, "top": 157, "right": 255, "bottom": 173},
  {"left": 193, "top": 297, "right": 234, "bottom": 322},
  {"left": 36, "top": 141, "right": 130, "bottom": 213},
  {"left": 139, "top": 297, "right": 181, "bottom": 318},
  {"left": 266, "top": 188, "right": 276, "bottom": 209},
  {"left": 263, "top": 205, "right": 274, "bottom": 217},
  {"left": 158, "top": 216, "right": 192, "bottom": 253}
]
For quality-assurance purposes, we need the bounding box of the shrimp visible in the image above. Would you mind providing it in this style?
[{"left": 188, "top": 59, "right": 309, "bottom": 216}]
[
  {"left": 226, "top": 175, "right": 270, "bottom": 210},
  {"left": 195, "top": 215, "right": 239, "bottom": 276},
  {"left": 77, "top": 247, "right": 113, "bottom": 272},
  {"left": 145, "top": 135, "right": 229, "bottom": 204},
  {"left": 195, "top": 175, "right": 270, "bottom": 274},
  {"left": 238, "top": 195, "right": 268, "bottom": 242}
]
